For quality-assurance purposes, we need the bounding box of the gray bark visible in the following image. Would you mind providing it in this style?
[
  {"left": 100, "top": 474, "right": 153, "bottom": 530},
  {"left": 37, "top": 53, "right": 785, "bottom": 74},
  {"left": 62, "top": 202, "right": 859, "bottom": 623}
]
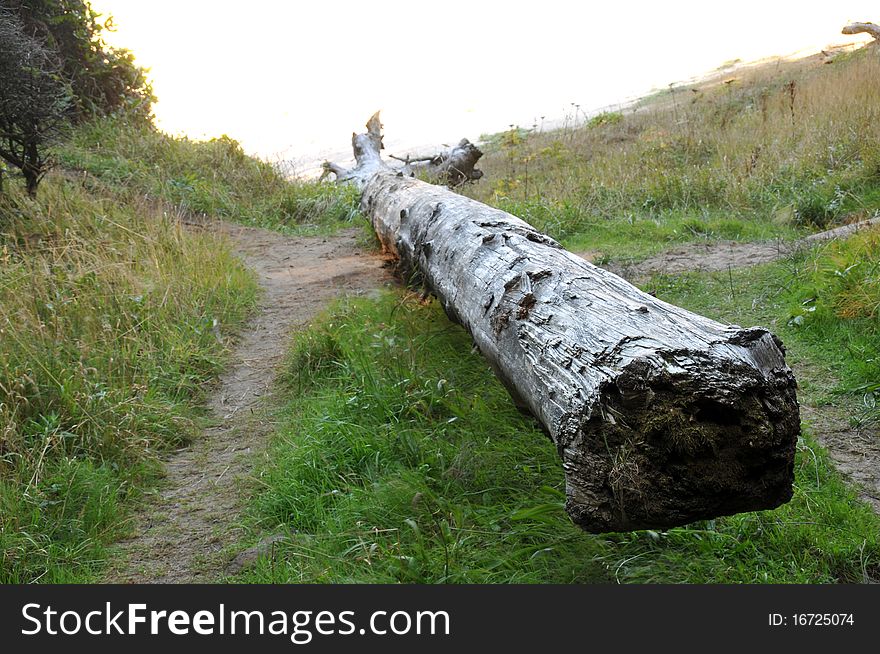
[
  {"left": 327, "top": 113, "right": 799, "bottom": 533},
  {"left": 842, "top": 21, "right": 880, "bottom": 40}
]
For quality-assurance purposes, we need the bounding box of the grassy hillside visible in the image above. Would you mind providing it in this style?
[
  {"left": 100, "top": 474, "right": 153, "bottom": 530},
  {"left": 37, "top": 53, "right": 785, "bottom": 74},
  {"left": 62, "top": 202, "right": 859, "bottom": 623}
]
[
  {"left": 4, "top": 44, "right": 878, "bottom": 585},
  {"left": 58, "top": 117, "right": 360, "bottom": 234},
  {"left": 237, "top": 46, "right": 880, "bottom": 583},
  {"left": 465, "top": 47, "right": 880, "bottom": 261},
  {"left": 0, "top": 115, "right": 357, "bottom": 582}
]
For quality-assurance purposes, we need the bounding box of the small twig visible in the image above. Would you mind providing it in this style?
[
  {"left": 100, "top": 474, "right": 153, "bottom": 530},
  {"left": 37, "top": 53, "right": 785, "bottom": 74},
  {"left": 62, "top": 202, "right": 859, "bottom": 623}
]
[
  {"left": 389, "top": 154, "right": 435, "bottom": 164},
  {"left": 727, "top": 264, "right": 736, "bottom": 300}
]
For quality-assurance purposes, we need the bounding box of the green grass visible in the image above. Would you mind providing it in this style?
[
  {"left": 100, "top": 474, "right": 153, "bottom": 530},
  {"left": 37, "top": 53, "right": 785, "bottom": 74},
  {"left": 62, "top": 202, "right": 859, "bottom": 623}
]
[
  {"left": 57, "top": 116, "right": 361, "bottom": 235},
  {"left": 0, "top": 109, "right": 384, "bottom": 583},
  {"left": 491, "top": 198, "right": 799, "bottom": 262},
  {"left": 1, "top": 113, "right": 366, "bottom": 583},
  {"left": 235, "top": 283, "right": 879, "bottom": 584},
  {"left": 0, "top": 153, "right": 259, "bottom": 582}
]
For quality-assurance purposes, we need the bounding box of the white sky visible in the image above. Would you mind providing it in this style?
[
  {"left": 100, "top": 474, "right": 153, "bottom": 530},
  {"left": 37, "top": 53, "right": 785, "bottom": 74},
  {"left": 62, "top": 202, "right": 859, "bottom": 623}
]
[{"left": 91, "top": 1, "right": 877, "bottom": 173}]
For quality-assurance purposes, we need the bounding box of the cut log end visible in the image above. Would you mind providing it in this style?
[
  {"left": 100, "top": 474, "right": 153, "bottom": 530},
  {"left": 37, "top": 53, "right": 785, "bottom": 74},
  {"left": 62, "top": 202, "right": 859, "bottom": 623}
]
[{"left": 563, "top": 331, "right": 799, "bottom": 532}]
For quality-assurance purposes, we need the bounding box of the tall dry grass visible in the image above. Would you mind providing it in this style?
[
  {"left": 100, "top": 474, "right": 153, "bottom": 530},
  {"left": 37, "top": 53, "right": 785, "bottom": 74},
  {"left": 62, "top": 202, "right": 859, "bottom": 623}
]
[
  {"left": 0, "top": 170, "right": 258, "bottom": 582},
  {"left": 58, "top": 117, "right": 362, "bottom": 234},
  {"left": 469, "top": 47, "right": 880, "bottom": 238}
]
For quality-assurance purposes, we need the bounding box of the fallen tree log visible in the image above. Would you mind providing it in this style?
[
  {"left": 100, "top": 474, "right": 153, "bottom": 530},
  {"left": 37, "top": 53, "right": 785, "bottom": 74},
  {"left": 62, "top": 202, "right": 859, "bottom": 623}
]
[
  {"left": 842, "top": 21, "right": 880, "bottom": 41},
  {"left": 327, "top": 113, "right": 799, "bottom": 533}
]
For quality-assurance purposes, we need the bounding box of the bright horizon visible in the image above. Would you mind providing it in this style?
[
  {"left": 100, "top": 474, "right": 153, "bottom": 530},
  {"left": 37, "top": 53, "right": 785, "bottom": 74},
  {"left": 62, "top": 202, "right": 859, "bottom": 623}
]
[{"left": 91, "top": 1, "right": 877, "bottom": 175}]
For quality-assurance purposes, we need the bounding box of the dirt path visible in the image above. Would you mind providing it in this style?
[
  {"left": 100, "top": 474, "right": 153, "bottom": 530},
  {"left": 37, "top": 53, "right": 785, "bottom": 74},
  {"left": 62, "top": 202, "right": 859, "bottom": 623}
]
[
  {"left": 104, "top": 223, "right": 389, "bottom": 583},
  {"left": 800, "top": 402, "right": 880, "bottom": 513},
  {"left": 597, "top": 216, "right": 880, "bottom": 279}
]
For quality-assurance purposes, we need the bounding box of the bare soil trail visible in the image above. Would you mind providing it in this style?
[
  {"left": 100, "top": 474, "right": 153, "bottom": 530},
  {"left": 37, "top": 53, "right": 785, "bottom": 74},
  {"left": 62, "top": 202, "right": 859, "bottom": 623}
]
[
  {"left": 105, "top": 222, "right": 389, "bottom": 583},
  {"left": 595, "top": 216, "right": 880, "bottom": 279},
  {"left": 800, "top": 402, "right": 880, "bottom": 513}
]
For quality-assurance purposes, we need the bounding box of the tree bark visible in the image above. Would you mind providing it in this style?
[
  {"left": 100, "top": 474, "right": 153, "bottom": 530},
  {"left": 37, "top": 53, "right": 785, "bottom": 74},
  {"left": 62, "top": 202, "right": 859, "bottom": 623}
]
[
  {"left": 327, "top": 113, "right": 799, "bottom": 533},
  {"left": 842, "top": 21, "right": 880, "bottom": 41}
]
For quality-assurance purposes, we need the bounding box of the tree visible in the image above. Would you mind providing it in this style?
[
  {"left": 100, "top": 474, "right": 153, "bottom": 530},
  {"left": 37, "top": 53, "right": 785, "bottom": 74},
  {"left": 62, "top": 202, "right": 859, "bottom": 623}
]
[
  {"left": 327, "top": 114, "right": 799, "bottom": 532},
  {"left": 4, "top": 0, "right": 153, "bottom": 119},
  {"left": 0, "top": 9, "right": 71, "bottom": 196}
]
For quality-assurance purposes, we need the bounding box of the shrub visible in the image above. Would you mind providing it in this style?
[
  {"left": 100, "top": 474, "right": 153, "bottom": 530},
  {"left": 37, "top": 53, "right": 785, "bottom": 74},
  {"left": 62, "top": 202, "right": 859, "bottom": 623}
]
[
  {"left": 4, "top": 0, "right": 153, "bottom": 119},
  {"left": 587, "top": 111, "right": 623, "bottom": 128},
  {"left": 0, "top": 9, "right": 71, "bottom": 196}
]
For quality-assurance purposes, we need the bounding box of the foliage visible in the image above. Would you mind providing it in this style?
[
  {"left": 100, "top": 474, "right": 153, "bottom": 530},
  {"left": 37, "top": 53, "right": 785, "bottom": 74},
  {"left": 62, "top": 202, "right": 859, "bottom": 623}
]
[
  {"left": 586, "top": 111, "right": 623, "bottom": 128},
  {"left": 783, "top": 226, "right": 880, "bottom": 423},
  {"left": 479, "top": 126, "right": 533, "bottom": 152},
  {"left": 3, "top": 0, "right": 153, "bottom": 119},
  {"left": 0, "top": 9, "right": 71, "bottom": 196}
]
